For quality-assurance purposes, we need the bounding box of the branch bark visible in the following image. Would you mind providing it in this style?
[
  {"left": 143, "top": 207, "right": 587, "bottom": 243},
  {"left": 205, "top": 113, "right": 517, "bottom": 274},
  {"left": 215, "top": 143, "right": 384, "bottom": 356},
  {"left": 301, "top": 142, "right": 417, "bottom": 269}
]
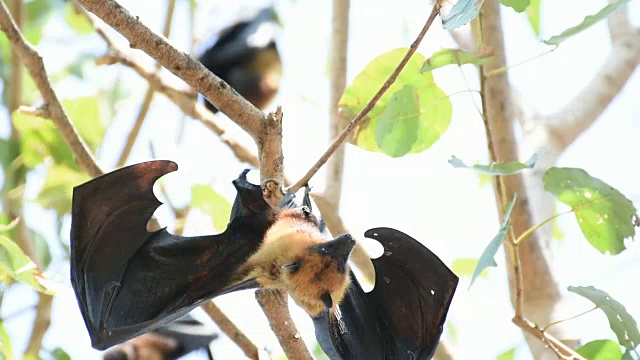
[
  {"left": 478, "top": 1, "right": 573, "bottom": 358},
  {"left": 76, "top": 0, "right": 267, "bottom": 140},
  {"left": 200, "top": 301, "right": 259, "bottom": 360},
  {"left": 0, "top": 1, "right": 102, "bottom": 177}
]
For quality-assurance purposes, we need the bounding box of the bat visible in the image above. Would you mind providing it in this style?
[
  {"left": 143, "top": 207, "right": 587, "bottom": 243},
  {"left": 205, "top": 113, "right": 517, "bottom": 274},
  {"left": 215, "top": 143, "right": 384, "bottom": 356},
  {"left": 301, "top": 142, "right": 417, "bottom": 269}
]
[
  {"left": 70, "top": 160, "right": 458, "bottom": 359},
  {"left": 198, "top": 7, "right": 282, "bottom": 113},
  {"left": 102, "top": 314, "right": 217, "bottom": 360}
]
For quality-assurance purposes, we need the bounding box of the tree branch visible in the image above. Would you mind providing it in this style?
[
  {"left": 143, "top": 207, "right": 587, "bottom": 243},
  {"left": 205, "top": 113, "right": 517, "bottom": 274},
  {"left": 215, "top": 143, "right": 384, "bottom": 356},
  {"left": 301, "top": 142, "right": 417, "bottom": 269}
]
[
  {"left": 0, "top": 1, "right": 102, "bottom": 177},
  {"left": 545, "top": 0, "right": 640, "bottom": 152},
  {"left": 24, "top": 294, "right": 53, "bottom": 358},
  {"left": 255, "top": 289, "right": 313, "bottom": 360},
  {"left": 75, "top": 0, "right": 267, "bottom": 140},
  {"left": 478, "top": 1, "right": 574, "bottom": 358},
  {"left": 116, "top": 0, "right": 177, "bottom": 167},
  {"left": 201, "top": 301, "right": 259, "bottom": 360},
  {"left": 289, "top": 0, "right": 443, "bottom": 192},
  {"left": 82, "top": 9, "right": 260, "bottom": 168}
]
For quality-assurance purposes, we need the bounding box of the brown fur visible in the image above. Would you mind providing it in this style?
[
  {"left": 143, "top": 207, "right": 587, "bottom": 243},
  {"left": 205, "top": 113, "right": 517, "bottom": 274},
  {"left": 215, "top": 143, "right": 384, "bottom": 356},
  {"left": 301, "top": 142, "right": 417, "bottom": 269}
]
[{"left": 234, "top": 209, "right": 351, "bottom": 317}]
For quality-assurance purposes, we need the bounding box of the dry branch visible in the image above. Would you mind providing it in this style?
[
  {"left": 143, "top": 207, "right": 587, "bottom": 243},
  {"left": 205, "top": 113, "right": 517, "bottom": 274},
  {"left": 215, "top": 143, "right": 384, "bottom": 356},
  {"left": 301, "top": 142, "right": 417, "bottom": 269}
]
[
  {"left": 76, "top": 0, "right": 267, "bottom": 140},
  {"left": 201, "top": 301, "right": 259, "bottom": 360},
  {"left": 0, "top": 1, "right": 102, "bottom": 177}
]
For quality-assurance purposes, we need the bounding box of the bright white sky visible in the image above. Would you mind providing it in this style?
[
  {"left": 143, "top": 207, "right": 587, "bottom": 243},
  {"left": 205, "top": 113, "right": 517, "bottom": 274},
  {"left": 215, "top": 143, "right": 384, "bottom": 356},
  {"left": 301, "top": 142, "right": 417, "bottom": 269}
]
[{"left": 1, "top": 0, "right": 639, "bottom": 359}]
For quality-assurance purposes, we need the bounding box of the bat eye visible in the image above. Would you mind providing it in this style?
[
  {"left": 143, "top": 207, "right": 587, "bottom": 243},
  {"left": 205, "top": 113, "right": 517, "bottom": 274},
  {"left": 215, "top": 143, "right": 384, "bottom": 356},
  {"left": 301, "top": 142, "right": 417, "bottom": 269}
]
[
  {"left": 318, "top": 247, "right": 328, "bottom": 255},
  {"left": 281, "top": 262, "right": 300, "bottom": 273}
]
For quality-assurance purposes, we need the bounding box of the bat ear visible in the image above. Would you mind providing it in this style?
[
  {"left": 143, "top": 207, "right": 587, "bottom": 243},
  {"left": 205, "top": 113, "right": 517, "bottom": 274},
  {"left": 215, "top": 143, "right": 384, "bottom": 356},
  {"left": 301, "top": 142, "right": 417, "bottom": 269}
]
[
  {"left": 321, "top": 292, "right": 333, "bottom": 309},
  {"left": 220, "top": 278, "right": 260, "bottom": 295},
  {"left": 281, "top": 263, "right": 300, "bottom": 273}
]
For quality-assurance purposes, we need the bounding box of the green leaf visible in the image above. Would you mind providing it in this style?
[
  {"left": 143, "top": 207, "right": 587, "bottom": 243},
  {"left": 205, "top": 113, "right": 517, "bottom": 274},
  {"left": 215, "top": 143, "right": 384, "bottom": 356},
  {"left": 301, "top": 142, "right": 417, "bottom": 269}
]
[
  {"left": 0, "top": 234, "right": 54, "bottom": 294},
  {"left": 63, "top": 2, "right": 94, "bottom": 35},
  {"left": 526, "top": 0, "right": 541, "bottom": 36},
  {"left": 0, "top": 320, "right": 13, "bottom": 360},
  {"left": 50, "top": 347, "right": 72, "bottom": 360},
  {"left": 442, "top": 0, "right": 484, "bottom": 30},
  {"left": 543, "top": 167, "right": 638, "bottom": 255},
  {"left": 12, "top": 111, "right": 75, "bottom": 168},
  {"left": 374, "top": 85, "right": 420, "bottom": 157},
  {"left": 0, "top": 218, "right": 19, "bottom": 233},
  {"left": 191, "top": 185, "right": 232, "bottom": 232},
  {"left": 544, "top": 0, "right": 631, "bottom": 45},
  {"left": 452, "top": 258, "right": 488, "bottom": 278},
  {"left": 36, "top": 164, "right": 90, "bottom": 216},
  {"left": 568, "top": 286, "right": 640, "bottom": 350},
  {"left": 470, "top": 194, "right": 517, "bottom": 288},
  {"left": 31, "top": 229, "right": 52, "bottom": 270},
  {"left": 497, "top": 347, "right": 516, "bottom": 360},
  {"left": 313, "top": 343, "right": 329, "bottom": 360},
  {"left": 577, "top": 339, "right": 623, "bottom": 360},
  {"left": 62, "top": 96, "right": 104, "bottom": 151},
  {"left": 622, "top": 349, "right": 635, "bottom": 360},
  {"left": 339, "top": 49, "right": 452, "bottom": 157},
  {"left": 500, "top": 0, "right": 530, "bottom": 12},
  {"left": 420, "top": 48, "right": 493, "bottom": 73},
  {"left": 449, "top": 150, "right": 544, "bottom": 175}
]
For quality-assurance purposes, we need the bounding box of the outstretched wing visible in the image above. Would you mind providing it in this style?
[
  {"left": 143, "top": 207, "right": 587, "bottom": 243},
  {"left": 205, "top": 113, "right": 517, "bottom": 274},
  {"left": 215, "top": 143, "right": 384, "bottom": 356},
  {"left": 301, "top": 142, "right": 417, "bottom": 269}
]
[
  {"left": 314, "top": 227, "right": 458, "bottom": 360},
  {"left": 71, "top": 161, "right": 272, "bottom": 350}
]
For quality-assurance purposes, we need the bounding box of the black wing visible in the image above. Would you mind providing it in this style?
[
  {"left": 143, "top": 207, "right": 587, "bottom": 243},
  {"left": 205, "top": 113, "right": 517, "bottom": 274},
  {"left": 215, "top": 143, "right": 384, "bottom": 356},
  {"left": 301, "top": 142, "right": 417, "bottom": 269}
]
[
  {"left": 71, "top": 161, "right": 272, "bottom": 350},
  {"left": 314, "top": 228, "right": 458, "bottom": 360}
]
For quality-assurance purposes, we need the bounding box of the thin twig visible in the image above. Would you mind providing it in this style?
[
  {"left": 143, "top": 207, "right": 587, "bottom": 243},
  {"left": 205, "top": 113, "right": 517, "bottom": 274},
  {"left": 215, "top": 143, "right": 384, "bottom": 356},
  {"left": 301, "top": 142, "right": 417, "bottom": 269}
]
[
  {"left": 76, "top": 0, "right": 267, "bottom": 140},
  {"left": 0, "top": 1, "right": 103, "bottom": 177},
  {"left": 24, "top": 294, "right": 53, "bottom": 358},
  {"left": 201, "top": 301, "right": 259, "bottom": 360},
  {"left": 81, "top": 8, "right": 260, "bottom": 168},
  {"left": 289, "top": 0, "right": 443, "bottom": 192},
  {"left": 512, "top": 316, "right": 586, "bottom": 360},
  {"left": 116, "top": 0, "right": 177, "bottom": 167}
]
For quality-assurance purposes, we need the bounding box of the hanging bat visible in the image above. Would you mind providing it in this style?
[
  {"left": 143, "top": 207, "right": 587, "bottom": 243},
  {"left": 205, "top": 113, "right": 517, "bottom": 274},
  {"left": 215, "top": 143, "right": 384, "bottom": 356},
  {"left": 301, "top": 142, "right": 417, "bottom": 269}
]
[
  {"left": 102, "top": 314, "right": 217, "bottom": 360},
  {"left": 198, "top": 7, "right": 282, "bottom": 113},
  {"left": 70, "top": 160, "right": 458, "bottom": 359}
]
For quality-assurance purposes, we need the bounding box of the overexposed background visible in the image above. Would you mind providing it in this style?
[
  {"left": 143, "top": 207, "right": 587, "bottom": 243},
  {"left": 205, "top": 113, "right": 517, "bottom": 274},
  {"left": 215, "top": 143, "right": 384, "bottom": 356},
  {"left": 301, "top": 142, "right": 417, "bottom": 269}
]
[{"left": 1, "top": 0, "right": 639, "bottom": 359}]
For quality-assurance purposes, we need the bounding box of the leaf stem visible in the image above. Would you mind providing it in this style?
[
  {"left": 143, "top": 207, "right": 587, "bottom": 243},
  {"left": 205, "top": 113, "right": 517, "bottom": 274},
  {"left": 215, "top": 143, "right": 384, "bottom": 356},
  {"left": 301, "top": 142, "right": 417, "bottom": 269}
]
[
  {"left": 541, "top": 306, "right": 598, "bottom": 332},
  {"left": 514, "top": 209, "right": 574, "bottom": 245}
]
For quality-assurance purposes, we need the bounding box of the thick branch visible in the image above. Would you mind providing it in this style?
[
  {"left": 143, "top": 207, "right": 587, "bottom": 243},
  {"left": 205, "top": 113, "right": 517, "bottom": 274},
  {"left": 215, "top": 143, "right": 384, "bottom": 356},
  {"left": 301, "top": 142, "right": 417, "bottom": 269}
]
[
  {"left": 201, "top": 301, "right": 259, "bottom": 360},
  {"left": 545, "top": 1, "right": 640, "bottom": 151},
  {"left": 290, "top": 0, "right": 442, "bottom": 192},
  {"left": 75, "top": 0, "right": 267, "bottom": 139},
  {"left": 255, "top": 290, "right": 313, "bottom": 360},
  {"left": 0, "top": 1, "right": 102, "bottom": 177},
  {"left": 24, "top": 294, "right": 53, "bottom": 358},
  {"left": 479, "top": 1, "right": 568, "bottom": 358}
]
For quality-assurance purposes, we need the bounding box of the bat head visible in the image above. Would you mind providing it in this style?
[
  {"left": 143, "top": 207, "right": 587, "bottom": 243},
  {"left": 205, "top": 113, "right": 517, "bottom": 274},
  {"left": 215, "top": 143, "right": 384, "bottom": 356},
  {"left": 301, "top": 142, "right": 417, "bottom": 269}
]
[{"left": 281, "top": 234, "right": 356, "bottom": 317}]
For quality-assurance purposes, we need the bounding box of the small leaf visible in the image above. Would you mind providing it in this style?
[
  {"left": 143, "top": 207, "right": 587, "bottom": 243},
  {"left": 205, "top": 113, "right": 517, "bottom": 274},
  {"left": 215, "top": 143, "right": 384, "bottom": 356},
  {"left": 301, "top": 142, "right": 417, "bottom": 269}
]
[
  {"left": 62, "top": 96, "right": 104, "bottom": 151},
  {"left": 568, "top": 286, "right": 640, "bottom": 350},
  {"left": 340, "top": 49, "right": 452, "bottom": 157},
  {"left": 452, "top": 258, "right": 488, "bottom": 278},
  {"left": 544, "top": 167, "right": 638, "bottom": 255},
  {"left": 470, "top": 194, "right": 517, "bottom": 288},
  {"left": 31, "top": 229, "right": 52, "bottom": 270},
  {"left": 0, "top": 234, "right": 54, "bottom": 294},
  {"left": 12, "top": 111, "right": 76, "bottom": 168},
  {"left": 0, "top": 320, "right": 13, "bottom": 360},
  {"left": 50, "top": 347, "right": 72, "bottom": 360},
  {"left": 497, "top": 347, "right": 516, "bottom": 360},
  {"left": 36, "top": 164, "right": 90, "bottom": 216},
  {"left": 420, "top": 48, "right": 493, "bottom": 73},
  {"left": 191, "top": 185, "right": 232, "bottom": 232},
  {"left": 500, "top": 0, "right": 530, "bottom": 12},
  {"left": 577, "top": 339, "right": 623, "bottom": 360},
  {"left": 622, "top": 349, "right": 635, "bottom": 360},
  {"left": 64, "top": 2, "right": 93, "bottom": 35},
  {"left": 0, "top": 218, "right": 19, "bottom": 233},
  {"left": 374, "top": 85, "right": 420, "bottom": 157},
  {"left": 449, "top": 150, "right": 544, "bottom": 176},
  {"left": 313, "top": 343, "right": 329, "bottom": 360},
  {"left": 526, "top": 0, "right": 541, "bottom": 36},
  {"left": 442, "top": 0, "right": 485, "bottom": 29},
  {"left": 544, "top": 0, "right": 630, "bottom": 45}
]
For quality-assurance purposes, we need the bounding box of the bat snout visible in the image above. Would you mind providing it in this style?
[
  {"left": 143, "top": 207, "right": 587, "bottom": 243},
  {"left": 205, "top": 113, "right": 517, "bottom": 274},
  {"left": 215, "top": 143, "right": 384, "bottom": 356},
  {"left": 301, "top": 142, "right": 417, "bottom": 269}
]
[{"left": 331, "top": 234, "right": 356, "bottom": 259}]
